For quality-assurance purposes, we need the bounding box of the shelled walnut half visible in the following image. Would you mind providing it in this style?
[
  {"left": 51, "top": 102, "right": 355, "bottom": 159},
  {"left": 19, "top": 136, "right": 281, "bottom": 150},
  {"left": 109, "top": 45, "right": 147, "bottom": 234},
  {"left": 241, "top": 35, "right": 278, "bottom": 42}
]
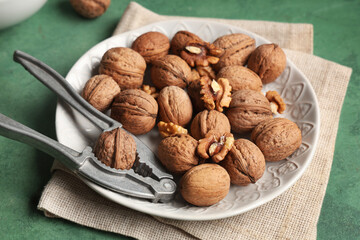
[
  {"left": 200, "top": 76, "right": 232, "bottom": 112},
  {"left": 266, "top": 90, "right": 286, "bottom": 114},
  {"left": 180, "top": 41, "right": 223, "bottom": 67},
  {"left": 197, "top": 131, "right": 234, "bottom": 163}
]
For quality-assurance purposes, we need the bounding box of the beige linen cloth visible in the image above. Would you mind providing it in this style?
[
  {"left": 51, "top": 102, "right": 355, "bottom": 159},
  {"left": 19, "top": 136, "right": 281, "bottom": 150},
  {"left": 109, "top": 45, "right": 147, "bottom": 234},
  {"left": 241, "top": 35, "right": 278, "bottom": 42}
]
[{"left": 38, "top": 2, "right": 352, "bottom": 239}]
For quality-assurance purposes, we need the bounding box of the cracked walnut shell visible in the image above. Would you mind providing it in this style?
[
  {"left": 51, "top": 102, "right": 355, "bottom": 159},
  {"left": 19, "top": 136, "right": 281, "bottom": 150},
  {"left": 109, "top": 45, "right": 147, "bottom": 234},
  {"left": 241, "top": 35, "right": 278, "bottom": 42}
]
[
  {"left": 247, "top": 43, "right": 287, "bottom": 84},
  {"left": 94, "top": 127, "right": 136, "bottom": 170},
  {"left": 157, "top": 86, "right": 193, "bottom": 126},
  {"left": 213, "top": 33, "right": 256, "bottom": 71},
  {"left": 251, "top": 118, "right": 302, "bottom": 162},
  {"left": 82, "top": 74, "right": 120, "bottom": 112},
  {"left": 180, "top": 164, "right": 230, "bottom": 206},
  {"left": 221, "top": 139, "right": 265, "bottom": 186},
  {"left": 150, "top": 55, "right": 192, "bottom": 89},
  {"left": 226, "top": 89, "right": 273, "bottom": 133},
  {"left": 197, "top": 131, "right": 234, "bottom": 163},
  {"left": 190, "top": 110, "right": 231, "bottom": 140},
  {"left": 131, "top": 32, "right": 170, "bottom": 64},
  {"left": 99, "top": 47, "right": 146, "bottom": 90},
  {"left": 111, "top": 89, "right": 158, "bottom": 135},
  {"left": 180, "top": 41, "right": 222, "bottom": 67},
  {"left": 200, "top": 76, "right": 232, "bottom": 112},
  {"left": 170, "top": 31, "right": 203, "bottom": 56},
  {"left": 157, "top": 134, "right": 199, "bottom": 175}
]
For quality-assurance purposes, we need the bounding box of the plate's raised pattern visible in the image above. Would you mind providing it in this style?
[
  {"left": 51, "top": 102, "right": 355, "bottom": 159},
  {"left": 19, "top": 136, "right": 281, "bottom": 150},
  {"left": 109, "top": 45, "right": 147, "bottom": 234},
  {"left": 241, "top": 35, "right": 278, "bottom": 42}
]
[{"left": 57, "top": 20, "right": 320, "bottom": 220}]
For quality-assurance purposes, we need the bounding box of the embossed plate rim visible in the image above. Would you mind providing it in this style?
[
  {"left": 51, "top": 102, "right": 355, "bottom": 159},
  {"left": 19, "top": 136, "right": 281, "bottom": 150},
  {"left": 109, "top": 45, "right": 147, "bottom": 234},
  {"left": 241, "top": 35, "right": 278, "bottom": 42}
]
[{"left": 55, "top": 19, "right": 320, "bottom": 221}]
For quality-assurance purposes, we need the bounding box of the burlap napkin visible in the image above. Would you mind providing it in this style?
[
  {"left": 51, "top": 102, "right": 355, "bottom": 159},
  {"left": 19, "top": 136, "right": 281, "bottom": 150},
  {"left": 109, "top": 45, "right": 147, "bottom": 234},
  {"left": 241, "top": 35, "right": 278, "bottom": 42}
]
[{"left": 38, "top": 2, "right": 352, "bottom": 239}]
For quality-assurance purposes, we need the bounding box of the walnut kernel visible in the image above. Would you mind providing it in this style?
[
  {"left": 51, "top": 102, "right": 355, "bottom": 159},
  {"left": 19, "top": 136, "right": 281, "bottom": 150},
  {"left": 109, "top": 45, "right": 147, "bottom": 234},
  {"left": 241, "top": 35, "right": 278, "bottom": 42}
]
[
  {"left": 158, "top": 121, "right": 188, "bottom": 138},
  {"left": 180, "top": 41, "right": 222, "bottom": 67},
  {"left": 141, "top": 85, "right": 159, "bottom": 98},
  {"left": 197, "top": 131, "right": 234, "bottom": 163},
  {"left": 200, "top": 76, "right": 232, "bottom": 112},
  {"left": 266, "top": 90, "right": 286, "bottom": 114}
]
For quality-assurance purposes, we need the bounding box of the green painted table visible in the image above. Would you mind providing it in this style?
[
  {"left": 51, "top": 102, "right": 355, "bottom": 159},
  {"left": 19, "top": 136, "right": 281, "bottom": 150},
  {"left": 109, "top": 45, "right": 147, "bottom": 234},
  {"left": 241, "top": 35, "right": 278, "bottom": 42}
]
[{"left": 0, "top": 0, "right": 359, "bottom": 239}]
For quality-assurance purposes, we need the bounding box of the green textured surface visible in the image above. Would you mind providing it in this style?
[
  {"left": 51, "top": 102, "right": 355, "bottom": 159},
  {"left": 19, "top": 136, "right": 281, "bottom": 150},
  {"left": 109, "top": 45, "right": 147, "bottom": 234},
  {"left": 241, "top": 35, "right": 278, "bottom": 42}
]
[{"left": 0, "top": 0, "right": 359, "bottom": 239}]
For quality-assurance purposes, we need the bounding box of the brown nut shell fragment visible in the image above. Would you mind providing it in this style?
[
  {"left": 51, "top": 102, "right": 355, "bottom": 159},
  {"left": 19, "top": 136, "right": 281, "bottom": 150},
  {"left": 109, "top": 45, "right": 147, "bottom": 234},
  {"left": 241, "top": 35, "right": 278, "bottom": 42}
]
[
  {"left": 180, "top": 41, "right": 222, "bottom": 67},
  {"left": 251, "top": 118, "right": 302, "bottom": 162},
  {"left": 216, "top": 65, "right": 262, "bottom": 92},
  {"left": 111, "top": 89, "right": 158, "bottom": 135},
  {"left": 157, "top": 121, "right": 188, "bottom": 138},
  {"left": 70, "top": 0, "right": 111, "bottom": 18},
  {"left": 213, "top": 33, "right": 256, "bottom": 71},
  {"left": 99, "top": 47, "right": 146, "bottom": 89},
  {"left": 266, "top": 90, "right": 286, "bottom": 114},
  {"left": 170, "top": 31, "right": 203, "bottom": 56},
  {"left": 157, "top": 134, "right": 199, "bottom": 175},
  {"left": 197, "top": 131, "right": 234, "bottom": 163},
  {"left": 180, "top": 164, "right": 230, "bottom": 206},
  {"left": 150, "top": 55, "right": 192, "bottom": 89},
  {"left": 247, "top": 43, "right": 287, "bottom": 84},
  {"left": 157, "top": 86, "right": 193, "bottom": 126},
  {"left": 221, "top": 139, "right": 265, "bottom": 186},
  {"left": 94, "top": 127, "right": 136, "bottom": 170},
  {"left": 226, "top": 89, "right": 273, "bottom": 133},
  {"left": 131, "top": 32, "right": 170, "bottom": 64},
  {"left": 190, "top": 110, "right": 231, "bottom": 140},
  {"left": 82, "top": 74, "right": 120, "bottom": 112},
  {"left": 200, "top": 76, "right": 232, "bottom": 112}
]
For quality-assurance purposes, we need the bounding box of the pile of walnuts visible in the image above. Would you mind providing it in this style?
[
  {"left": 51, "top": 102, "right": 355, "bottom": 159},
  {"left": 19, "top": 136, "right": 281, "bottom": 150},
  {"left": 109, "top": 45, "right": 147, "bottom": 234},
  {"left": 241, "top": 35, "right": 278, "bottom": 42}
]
[{"left": 81, "top": 30, "right": 302, "bottom": 207}]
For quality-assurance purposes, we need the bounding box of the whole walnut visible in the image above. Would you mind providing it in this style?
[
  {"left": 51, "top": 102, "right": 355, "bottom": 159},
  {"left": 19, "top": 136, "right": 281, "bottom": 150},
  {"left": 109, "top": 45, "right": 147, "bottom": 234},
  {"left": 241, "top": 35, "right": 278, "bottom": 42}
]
[
  {"left": 99, "top": 47, "right": 146, "bottom": 89},
  {"left": 221, "top": 139, "right": 265, "bottom": 186},
  {"left": 70, "top": 0, "right": 111, "bottom": 18},
  {"left": 180, "top": 164, "right": 230, "bottom": 206},
  {"left": 190, "top": 110, "right": 231, "bottom": 140},
  {"left": 131, "top": 32, "right": 170, "bottom": 64},
  {"left": 213, "top": 33, "right": 256, "bottom": 71},
  {"left": 170, "top": 31, "right": 203, "bottom": 56},
  {"left": 82, "top": 74, "right": 120, "bottom": 112},
  {"left": 247, "top": 43, "right": 287, "bottom": 84},
  {"left": 226, "top": 89, "right": 273, "bottom": 133},
  {"left": 187, "top": 78, "right": 205, "bottom": 113},
  {"left": 111, "top": 89, "right": 158, "bottom": 135},
  {"left": 216, "top": 66, "right": 262, "bottom": 92},
  {"left": 251, "top": 118, "right": 302, "bottom": 161},
  {"left": 94, "top": 127, "right": 136, "bottom": 170},
  {"left": 157, "top": 86, "right": 193, "bottom": 126},
  {"left": 157, "top": 134, "right": 199, "bottom": 175},
  {"left": 150, "top": 55, "right": 192, "bottom": 89}
]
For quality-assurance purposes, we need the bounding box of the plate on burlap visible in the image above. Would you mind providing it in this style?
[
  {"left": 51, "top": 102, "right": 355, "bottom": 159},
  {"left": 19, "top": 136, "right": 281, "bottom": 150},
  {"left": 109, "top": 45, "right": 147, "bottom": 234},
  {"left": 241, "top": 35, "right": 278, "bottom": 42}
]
[{"left": 55, "top": 20, "right": 320, "bottom": 221}]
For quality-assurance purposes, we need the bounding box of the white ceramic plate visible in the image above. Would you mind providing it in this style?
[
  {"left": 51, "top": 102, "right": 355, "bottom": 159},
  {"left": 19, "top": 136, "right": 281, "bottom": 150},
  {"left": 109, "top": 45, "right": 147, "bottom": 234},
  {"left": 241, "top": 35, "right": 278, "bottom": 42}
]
[{"left": 55, "top": 20, "right": 320, "bottom": 221}]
